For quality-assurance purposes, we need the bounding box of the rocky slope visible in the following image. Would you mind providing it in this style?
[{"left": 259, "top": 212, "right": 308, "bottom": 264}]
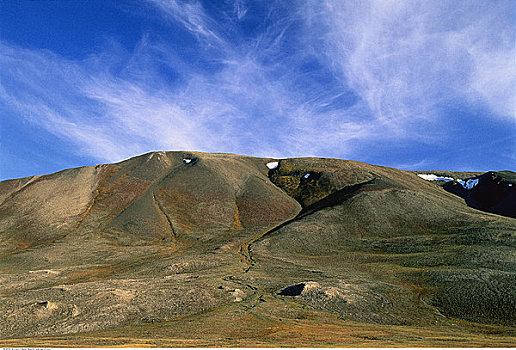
[
  {"left": 0, "top": 152, "right": 514, "bottom": 347},
  {"left": 442, "top": 171, "right": 516, "bottom": 218}
]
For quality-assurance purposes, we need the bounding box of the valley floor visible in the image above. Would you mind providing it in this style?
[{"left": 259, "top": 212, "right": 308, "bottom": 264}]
[{"left": 1, "top": 298, "right": 515, "bottom": 348}]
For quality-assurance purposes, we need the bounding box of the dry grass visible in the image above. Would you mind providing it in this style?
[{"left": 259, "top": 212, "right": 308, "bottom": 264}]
[
  {"left": 1, "top": 300, "right": 514, "bottom": 347},
  {"left": 1, "top": 152, "right": 514, "bottom": 347}
]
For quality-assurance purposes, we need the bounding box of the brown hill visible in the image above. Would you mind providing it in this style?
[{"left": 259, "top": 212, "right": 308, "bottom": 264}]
[{"left": 0, "top": 152, "right": 514, "bottom": 347}]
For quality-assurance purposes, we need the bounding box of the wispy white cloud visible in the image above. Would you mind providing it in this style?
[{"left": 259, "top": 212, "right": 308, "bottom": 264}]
[
  {"left": 1, "top": 37, "right": 360, "bottom": 162},
  {"left": 304, "top": 0, "right": 516, "bottom": 128},
  {"left": 145, "top": 0, "right": 226, "bottom": 47},
  {"left": 0, "top": 0, "right": 368, "bottom": 162},
  {"left": 1, "top": 0, "right": 514, "bottom": 170},
  {"left": 233, "top": 0, "right": 248, "bottom": 20}
]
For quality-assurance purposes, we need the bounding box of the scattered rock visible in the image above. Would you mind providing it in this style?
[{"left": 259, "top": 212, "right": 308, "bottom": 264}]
[{"left": 229, "top": 288, "right": 246, "bottom": 302}]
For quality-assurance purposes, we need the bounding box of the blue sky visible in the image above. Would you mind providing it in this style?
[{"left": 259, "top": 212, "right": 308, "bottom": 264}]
[{"left": 1, "top": 0, "right": 515, "bottom": 180}]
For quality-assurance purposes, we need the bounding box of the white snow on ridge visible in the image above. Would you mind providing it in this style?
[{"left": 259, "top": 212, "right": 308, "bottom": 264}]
[
  {"left": 417, "top": 174, "right": 454, "bottom": 182},
  {"left": 460, "top": 178, "right": 479, "bottom": 190},
  {"left": 418, "top": 173, "right": 482, "bottom": 190},
  {"left": 266, "top": 161, "right": 279, "bottom": 169}
]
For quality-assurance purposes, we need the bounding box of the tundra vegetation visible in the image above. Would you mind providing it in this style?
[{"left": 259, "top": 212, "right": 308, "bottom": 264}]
[{"left": 0, "top": 151, "right": 514, "bottom": 347}]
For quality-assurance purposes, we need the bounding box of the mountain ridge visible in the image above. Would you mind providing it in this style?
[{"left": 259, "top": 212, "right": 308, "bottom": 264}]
[{"left": 0, "top": 151, "right": 514, "bottom": 347}]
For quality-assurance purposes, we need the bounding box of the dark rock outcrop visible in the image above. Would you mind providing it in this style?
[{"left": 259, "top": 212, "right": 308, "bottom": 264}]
[{"left": 443, "top": 171, "right": 516, "bottom": 218}]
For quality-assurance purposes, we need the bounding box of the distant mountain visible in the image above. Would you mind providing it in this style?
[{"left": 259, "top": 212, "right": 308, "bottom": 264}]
[
  {"left": 442, "top": 171, "right": 516, "bottom": 218},
  {"left": 0, "top": 152, "right": 515, "bottom": 347}
]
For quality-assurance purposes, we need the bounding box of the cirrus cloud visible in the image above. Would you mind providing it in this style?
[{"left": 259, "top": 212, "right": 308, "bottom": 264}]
[{"left": 1, "top": 0, "right": 514, "bottom": 176}]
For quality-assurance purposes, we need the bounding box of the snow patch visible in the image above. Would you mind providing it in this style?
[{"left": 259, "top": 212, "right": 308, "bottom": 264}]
[
  {"left": 417, "top": 174, "right": 454, "bottom": 182},
  {"left": 183, "top": 158, "right": 192, "bottom": 164},
  {"left": 461, "top": 178, "right": 479, "bottom": 190},
  {"left": 303, "top": 173, "right": 311, "bottom": 179},
  {"left": 418, "top": 173, "right": 481, "bottom": 190},
  {"left": 266, "top": 161, "right": 279, "bottom": 169}
]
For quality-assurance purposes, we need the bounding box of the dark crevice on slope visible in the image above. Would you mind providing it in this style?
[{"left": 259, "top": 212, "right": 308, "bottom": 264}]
[
  {"left": 100, "top": 159, "right": 186, "bottom": 237},
  {"left": 152, "top": 192, "right": 177, "bottom": 243},
  {"left": 260, "top": 177, "right": 377, "bottom": 241},
  {"left": 297, "top": 178, "right": 377, "bottom": 216},
  {"left": 239, "top": 177, "right": 377, "bottom": 273}
]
